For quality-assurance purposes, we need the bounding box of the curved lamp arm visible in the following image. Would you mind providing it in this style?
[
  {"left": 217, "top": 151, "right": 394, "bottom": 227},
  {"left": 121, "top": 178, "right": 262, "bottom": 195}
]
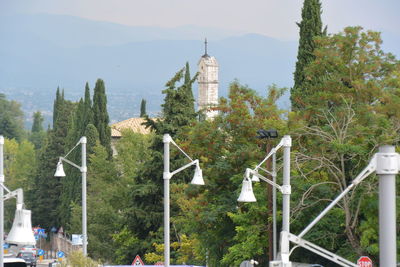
[
  {"left": 247, "top": 168, "right": 283, "bottom": 192},
  {"left": 254, "top": 135, "right": 291, "bottom": 171},
  {"left": 58, "top": 156, "right": 84, "bottom": 172},
  {"left": 169, "top": 159, "right": 199, "bottom": 179}
]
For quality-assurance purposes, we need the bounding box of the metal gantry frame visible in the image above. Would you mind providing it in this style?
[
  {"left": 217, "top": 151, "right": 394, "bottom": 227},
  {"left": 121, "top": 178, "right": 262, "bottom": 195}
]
[{"left": 239, "top": 136, "right": 398, "bottom": 267}]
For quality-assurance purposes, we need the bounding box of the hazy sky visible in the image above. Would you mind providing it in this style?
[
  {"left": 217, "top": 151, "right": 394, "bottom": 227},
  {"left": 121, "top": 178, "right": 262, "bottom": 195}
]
[{"left": 2, "top": 0, "right": 399, "bottom": 40}]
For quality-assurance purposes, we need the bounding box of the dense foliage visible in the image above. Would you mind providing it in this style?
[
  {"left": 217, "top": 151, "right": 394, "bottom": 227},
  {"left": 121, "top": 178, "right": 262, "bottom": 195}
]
[
  {"left": 0, "top": 94, "right": 25, "bottom": 141},
  {"left": 1, "top": 11, "right": 399, "bottom": 266},
  {"left": 289, "top": 26, "right": 400, "bottom": 264},
  {"left": 113, "top": 65, "right": 198, "bottom": 264}
]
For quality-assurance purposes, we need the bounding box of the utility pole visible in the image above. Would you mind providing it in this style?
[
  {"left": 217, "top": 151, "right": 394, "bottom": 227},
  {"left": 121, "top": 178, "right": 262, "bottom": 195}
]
[
  {"left": 266, "top": 142, "right": 273, "bottom": 262},
  {"left": 256, "top": 129, "right": 278, "bottom": 263}
]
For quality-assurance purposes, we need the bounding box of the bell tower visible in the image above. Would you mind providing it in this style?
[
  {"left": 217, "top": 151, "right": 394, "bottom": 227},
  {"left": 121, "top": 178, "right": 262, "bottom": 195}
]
[{"left": 197, "top": 39, "right": 219, "bottom": 119}]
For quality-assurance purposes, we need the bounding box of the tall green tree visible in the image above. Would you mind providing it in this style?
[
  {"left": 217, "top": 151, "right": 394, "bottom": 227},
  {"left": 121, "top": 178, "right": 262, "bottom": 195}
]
[
  {"left": 86, "top": 143, "right": 119, "bottom": 260},
  {"left": 83, "top": 82, "right": 94, "bottom": 128},
  {"left": 288, "top": 27, "right": 400, "bottom": 263},
  {"left": 116, "top": 67, "right": 197, "bottom": 264},
  {"left": 30, "top": 89, "right": 76, "bottom": 229},
  {"left": 93, "top": 79, "right": 112, "bottom": 158},
  {"left": 0, "top": 94, "right": 24, "bottom": 140},
  {"left": 59, "top": 83, "right": 96, "bottom": 229},
  {"left": 53, "top": 88, "right": 62, "bottom": 126},
  {"left": 112, "top": 131, "right": 152, "bottom": 263},
  {"left": 291, "top": 0, "right": 324, "bottom": 110},
  {"left": 3, "top": 138, "right": 36, "bottom": 230},
  {"left": 175, "top": 82, "right": 287, "bottom": 266},
  {"left": 31, "top": 111, "right": 44, "bottom": 133},
  {"left": 140, "top": 99, "right": 147, "bottom": 117},
  {"left": 30, "top": 111, "right": 46, "bottom": 149},
  {"left": 184, "top": 62, "right": 196, "bottom": 115}
]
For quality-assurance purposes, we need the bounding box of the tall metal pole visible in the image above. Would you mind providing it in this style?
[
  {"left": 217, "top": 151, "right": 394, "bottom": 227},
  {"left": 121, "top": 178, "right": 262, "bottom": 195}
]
[
  {"left": 0, "top": 136, "right": 4, "bottom": 267},
  {"left": 376, "top": 145, "right": 397, "bottom": 267},
  {"left": 272, "top": 152, "right": 277, "bottom": 260},
  {"left": 163, "top": 134, "right": 171, "bottom": 267},
  {"left": 81, "top": 137, "right": 87, "bottom": 256},
  {"left": 281, "top": 135, "right": 291, "bottom": 265}
]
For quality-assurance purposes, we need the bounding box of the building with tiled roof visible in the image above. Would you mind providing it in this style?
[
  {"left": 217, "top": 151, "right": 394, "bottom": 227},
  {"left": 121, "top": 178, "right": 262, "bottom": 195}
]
[
  {"left": 110, "top": 117, "right": 152, "bottom": 156},
  {"left": 111, "top": 117, "right": 151, "bottom": 137}
]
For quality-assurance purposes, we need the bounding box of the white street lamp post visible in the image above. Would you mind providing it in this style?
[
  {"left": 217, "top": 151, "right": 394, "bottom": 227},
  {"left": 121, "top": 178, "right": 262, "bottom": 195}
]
[
  {"left": 238, "top": 135, "right": 292, "bottom": 265},
  {"left": 238, "top": 136, "right": 398, "bottom": 267},
  {"left": 163, "top": 134, "right": 204, "bottom": 267},
  {"left": 0, "top": 135, "right": 4, "bottom": 267},
  {"left": 54, "top": 137, "right": 87, "bottom": 256}
]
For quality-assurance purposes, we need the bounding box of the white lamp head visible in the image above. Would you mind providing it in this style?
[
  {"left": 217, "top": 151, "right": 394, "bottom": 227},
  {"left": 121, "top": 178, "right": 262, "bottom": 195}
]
[
  {"left": 54, "top": 160, "right": 66, "bottom": 177},
  {"left": 251, "top": 170, "right": 260, "bottom": 182},
  {"left": 237, "top": 177, "right": 256, "bottom": 202},
  {"left": 191, "top": 164, "right": 205, "bottom": 185}
]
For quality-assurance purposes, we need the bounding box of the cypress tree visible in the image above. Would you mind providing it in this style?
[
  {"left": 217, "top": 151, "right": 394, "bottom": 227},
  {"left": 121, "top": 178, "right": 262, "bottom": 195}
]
[
  {"left": 83, "top": 82, "right": 94, "bottom": 128},
  {"left": 30, "top": 90, "right": 76, "bottom": 229},
  {"left": 291, "top": 0, "right": 324, "bottom": 110},
  {"left": 53, "top": 87, "right": 61, "bottom": 126},
  {"left": 59, "top": 83, "right": 95, "bottom": 229},
  {"left": 30, "top": 111, "right": 46, "bottom": 149},
  {"left": 93, "top": 79, "right": 112, "bottom": 158},
  {"left": 184, "top": 62, "right": 196, "bottom": 115},
  {"left": 31, "top": 111, "right": 44, "bottom": 133},
  {"left": 140, "top": 99, "right": 147, "bottom": 117},
  {"left": 123, "top": 67, "right": 198, "bottom": 262},
  {"left": 85, "top": 123, "right": 99, "bottom": 156}
]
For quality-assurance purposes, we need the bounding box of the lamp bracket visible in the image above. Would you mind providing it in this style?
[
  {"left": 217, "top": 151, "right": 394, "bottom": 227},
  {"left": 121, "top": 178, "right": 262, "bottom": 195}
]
[
  {"left": 352, "top": 154, "right": 377, "bottom": 185},
  {"left": 163, "top": 172, "right": 171, "bottom": 180},
  {"left": 248, "top": 169, "right": 282, "bottom": 191},
  {"left": 1, "top": 184, "right": 10, "bottom": 193},
  {"left": 257, "top": 166, "right": 274, "bottom": 177},
  {"left": 0, "top": 175, "right": 4, "bottom": 183},
  {"left": 255, "top": 135, "right": 291, "bottom": 170},
  {"left": 163, "top": 134, "right": 172, "bottom": 144},
  {"left": 170, "top": 160, "right": 198, "bottom": 178},
  {"left": 3, "top": 187, "right": 24, "bottom": 207},
  {"left": 376, "top": 152, "right": 399, "bottom": 174},
  {"left": 60, "top": 157, "right": 82, "bottom": 171},
  {"left": 80, "top": 137, "right": 87, "bottom": 144},
  {"left": 281, "top": 135, "right": 292, "bottom": 147},
  {"left": 81, "top": 166, "right": 87, "bottom": 173},
  {"left": 281, "top": 185, "right": 291, "bottom": 195}
]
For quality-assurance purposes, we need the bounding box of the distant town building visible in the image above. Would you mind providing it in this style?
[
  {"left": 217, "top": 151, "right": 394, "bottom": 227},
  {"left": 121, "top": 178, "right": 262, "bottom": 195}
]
[
  {"left": 110, "top": 117, "right": 150, "bottom": 156},
  {"left": 198, "top": 39, "right": 219, "bottom": 119}
]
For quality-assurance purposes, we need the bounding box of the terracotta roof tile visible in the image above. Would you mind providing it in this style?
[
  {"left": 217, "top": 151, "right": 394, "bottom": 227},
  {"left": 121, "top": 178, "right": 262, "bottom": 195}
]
[{"left": 111, "top": 117, "right": 151, "bottom": 137}]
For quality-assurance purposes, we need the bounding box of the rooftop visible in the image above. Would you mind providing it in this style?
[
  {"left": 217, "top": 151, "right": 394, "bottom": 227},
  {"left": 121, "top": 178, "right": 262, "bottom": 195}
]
[{"left": 111, "top": 117, "right": 151, "bottom": 137}]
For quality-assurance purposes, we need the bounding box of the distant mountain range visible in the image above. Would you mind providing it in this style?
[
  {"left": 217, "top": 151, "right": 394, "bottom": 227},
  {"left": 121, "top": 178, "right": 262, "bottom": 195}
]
[{"left": 0, "top": 13, "right": 398, "bottom": 127}]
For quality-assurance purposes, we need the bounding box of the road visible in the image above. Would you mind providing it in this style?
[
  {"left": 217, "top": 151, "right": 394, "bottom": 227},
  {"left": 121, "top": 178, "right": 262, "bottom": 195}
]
[{"left": 37, "top": 259, "right": 58, "bottom": 267}]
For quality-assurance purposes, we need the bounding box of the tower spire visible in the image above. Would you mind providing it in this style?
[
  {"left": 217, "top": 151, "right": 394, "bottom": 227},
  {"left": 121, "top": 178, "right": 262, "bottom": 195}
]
[{"left": 204, "top": 38, "right": 208, "bottom": 57}]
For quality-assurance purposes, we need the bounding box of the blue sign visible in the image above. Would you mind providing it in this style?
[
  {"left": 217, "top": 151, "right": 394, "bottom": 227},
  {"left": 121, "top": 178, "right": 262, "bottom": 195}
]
[
  {"left": 33, "top": 228, "right": 47, "bottom": 239},
  {"left": 38, "top": 249, "right": 45, "bottom": 256},
  {"left": 57, "top": 251, "right": 65, "bottom": 258},
  {"left": 3, "top": 243, "right": 9, "bottom": 249}
]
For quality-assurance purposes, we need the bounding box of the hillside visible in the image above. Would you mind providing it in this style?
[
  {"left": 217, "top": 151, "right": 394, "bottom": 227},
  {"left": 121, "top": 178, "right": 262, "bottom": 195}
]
[{"left": 1, "top": 13, "right": 398, "bottom": 126}]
